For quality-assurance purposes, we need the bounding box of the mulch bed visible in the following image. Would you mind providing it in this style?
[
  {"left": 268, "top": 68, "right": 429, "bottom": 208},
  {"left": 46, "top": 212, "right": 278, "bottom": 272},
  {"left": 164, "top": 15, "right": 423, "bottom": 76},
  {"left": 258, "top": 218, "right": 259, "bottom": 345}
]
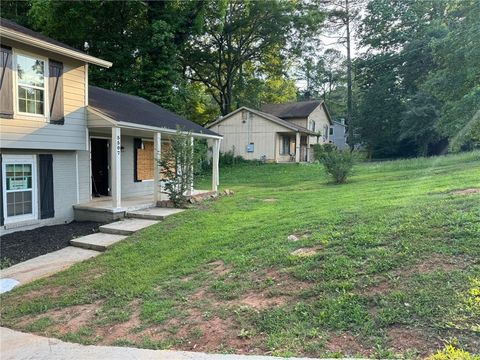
[{"left": 1, "top": 221, "right": 103, "bottom": 267}]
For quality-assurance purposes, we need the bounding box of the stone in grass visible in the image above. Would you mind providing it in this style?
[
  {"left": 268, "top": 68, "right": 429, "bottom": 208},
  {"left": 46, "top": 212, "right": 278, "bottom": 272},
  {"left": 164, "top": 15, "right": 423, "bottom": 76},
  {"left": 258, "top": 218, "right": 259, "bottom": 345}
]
[
  {"left": 291, "top": 247, "right": 320, "bottom": 257},
  {"left": 287, "top": 234, "right": 299, "bottom": 241}
]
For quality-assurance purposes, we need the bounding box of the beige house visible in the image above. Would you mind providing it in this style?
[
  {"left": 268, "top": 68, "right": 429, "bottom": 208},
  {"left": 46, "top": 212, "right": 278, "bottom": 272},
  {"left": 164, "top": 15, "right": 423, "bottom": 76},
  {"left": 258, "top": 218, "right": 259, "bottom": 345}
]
[{"left": 207, "top": 100, "right": 333, "bottom": 163}]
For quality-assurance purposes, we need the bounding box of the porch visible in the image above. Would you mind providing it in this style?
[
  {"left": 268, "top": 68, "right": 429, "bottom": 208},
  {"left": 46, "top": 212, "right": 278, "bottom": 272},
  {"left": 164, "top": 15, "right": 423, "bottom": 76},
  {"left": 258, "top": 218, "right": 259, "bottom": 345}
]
[
  {"left": 74, "top": 190, "right": 215, "bottom": 222},
  {"left": 275, "top": 131, "right": 316, "bottom": 163}
]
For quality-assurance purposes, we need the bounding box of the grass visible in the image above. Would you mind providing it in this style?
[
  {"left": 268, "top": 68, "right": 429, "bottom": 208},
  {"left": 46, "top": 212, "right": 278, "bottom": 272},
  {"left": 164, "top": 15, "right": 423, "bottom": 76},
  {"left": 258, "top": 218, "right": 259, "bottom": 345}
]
[{"left": 1, "top": 151, "right": 479, "bottom": 358}]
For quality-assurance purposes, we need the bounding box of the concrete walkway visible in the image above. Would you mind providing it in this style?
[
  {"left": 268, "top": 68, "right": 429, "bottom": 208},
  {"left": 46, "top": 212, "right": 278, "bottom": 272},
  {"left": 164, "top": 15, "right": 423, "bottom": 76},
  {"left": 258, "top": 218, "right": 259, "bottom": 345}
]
[
  {"left": 0, "top": 327, "right": 330, "bottom": 360},
  {"left": 0, "top": 247, "right": 99, "bottom": 285}
]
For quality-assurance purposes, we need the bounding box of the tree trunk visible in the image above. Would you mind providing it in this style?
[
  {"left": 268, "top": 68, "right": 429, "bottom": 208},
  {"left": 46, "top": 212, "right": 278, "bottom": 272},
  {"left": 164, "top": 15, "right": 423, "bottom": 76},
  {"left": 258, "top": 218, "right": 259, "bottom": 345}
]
[{"left": 345, "top": 0, "right": 354, "bottom": 151}]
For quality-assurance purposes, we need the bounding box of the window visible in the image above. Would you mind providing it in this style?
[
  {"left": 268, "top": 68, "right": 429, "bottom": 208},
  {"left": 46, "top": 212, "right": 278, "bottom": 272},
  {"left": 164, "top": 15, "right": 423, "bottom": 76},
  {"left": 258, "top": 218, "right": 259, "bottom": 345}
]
[
  {"left": 2, "top": 155, "right": 37, "bottom": 222},
  {"left": 247, "top": 143, "right": 254, "bottom": 153},
  {"left": 136, "top": 140, "right": 154, "bottom": 181},
  {"left": 329, "top": 127, "right": 334, "bottom": 136},
  {"left": 311, "top": 120, "right": 316, "bottom": 132},
  {"left": 16, "top": 53, "right": 45, "bottom": 116},
  {"left": 280, "top": 135, "right": 291, "bottom": 155}
]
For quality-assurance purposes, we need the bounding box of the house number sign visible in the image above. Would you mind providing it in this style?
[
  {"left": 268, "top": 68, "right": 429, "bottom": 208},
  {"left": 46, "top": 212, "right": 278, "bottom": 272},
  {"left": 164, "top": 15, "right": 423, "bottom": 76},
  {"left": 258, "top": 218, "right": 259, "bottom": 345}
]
[{"left": 116, "top": 135, "right": 121, "bottom": 156}]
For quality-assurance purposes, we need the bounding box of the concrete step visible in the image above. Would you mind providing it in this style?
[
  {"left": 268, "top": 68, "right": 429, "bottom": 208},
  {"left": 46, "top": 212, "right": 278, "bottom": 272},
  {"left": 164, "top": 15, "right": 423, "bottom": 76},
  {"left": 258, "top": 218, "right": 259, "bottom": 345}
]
[
  {"left": 126, "top": 207, "right": 185, "bottom": 220},
  {"left": 70, "top": 233, "right": 127, "bottom": 252},
  {"left": 99, "top": 219, "right": 159, "bottom": 235}
]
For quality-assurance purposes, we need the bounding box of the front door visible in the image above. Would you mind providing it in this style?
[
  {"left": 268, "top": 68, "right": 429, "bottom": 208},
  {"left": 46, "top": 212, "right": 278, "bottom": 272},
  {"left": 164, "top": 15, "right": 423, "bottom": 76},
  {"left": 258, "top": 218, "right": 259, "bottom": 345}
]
[{"left": 91, "top": 138, "right": 109, "bottom": 197}]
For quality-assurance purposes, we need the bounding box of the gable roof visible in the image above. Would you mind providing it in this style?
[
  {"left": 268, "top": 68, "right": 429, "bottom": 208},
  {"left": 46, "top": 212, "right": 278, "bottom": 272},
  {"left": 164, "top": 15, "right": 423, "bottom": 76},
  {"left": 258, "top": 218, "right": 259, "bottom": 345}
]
[
  {"left": 89, "top": 86, "right": 220, "bottom": 138},
  {"left": 261, "top": 100, "right": 324, "bottom": 119},
  {"left": 207, "top": 107, "right": 315, "bottom": 135},
  {"left": 0, "top": 18, "right": 111, "bottom": 67}
]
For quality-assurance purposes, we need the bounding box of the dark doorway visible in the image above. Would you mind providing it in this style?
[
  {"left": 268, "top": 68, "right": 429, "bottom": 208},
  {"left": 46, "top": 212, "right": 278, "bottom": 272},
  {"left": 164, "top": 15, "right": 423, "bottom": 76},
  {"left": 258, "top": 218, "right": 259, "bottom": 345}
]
[{"left": 91, "top": 138, "right": 109, "bottom": 197}]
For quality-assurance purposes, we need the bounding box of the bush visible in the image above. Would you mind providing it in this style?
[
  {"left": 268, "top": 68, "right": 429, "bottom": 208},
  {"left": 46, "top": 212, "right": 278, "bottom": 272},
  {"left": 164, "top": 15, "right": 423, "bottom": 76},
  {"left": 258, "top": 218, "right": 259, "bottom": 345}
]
[
  {"left": 160, "top": 130, "right": 197, "bottom": 207},
  {"left": 314, "top": 144, "right": 355, "bottom": 184}
]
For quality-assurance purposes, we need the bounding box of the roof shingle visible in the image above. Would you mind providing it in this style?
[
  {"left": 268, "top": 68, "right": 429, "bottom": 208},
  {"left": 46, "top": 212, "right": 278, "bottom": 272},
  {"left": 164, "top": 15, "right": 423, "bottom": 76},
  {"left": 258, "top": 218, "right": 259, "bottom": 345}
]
[
  {"left": 261, "top": 100, "right": 324, "bottom": 119},
  {"left": 89, "top": 86, "right": 220, "bottom": 137}
]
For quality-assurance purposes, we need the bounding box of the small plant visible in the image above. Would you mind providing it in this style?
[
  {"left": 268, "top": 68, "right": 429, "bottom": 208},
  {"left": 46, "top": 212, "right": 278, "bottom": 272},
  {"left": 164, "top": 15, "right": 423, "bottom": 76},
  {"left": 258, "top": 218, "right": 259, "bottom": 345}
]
[
  {"left": 427, "top": 343, "right": 479, "bottom": 360},
  {"left": 160, "top": 129, "right": 198, "bottom": 207},
  {"left": 0, "top": 257, "right": 13, "bottom": 269},
  {"left": 314, "top": 144, "right": 355, "bottom": 184}
]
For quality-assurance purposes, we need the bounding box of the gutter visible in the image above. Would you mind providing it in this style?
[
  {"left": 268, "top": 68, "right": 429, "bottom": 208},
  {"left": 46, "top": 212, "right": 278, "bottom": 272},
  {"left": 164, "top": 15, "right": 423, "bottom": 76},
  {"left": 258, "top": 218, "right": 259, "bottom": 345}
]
[{"left": 1, "top": 27, "right": 112, "bottom": 68}]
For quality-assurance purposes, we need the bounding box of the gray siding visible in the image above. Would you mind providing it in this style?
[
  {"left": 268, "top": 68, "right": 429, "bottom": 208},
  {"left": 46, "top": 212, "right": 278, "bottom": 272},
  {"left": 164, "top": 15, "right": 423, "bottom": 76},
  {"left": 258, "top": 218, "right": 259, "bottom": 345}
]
[
  {"left": 0, "top": 149, "right": 80, "bottom": 235},
  {"left": 121, "top": 136, "right": 153, "bottom": 197}
]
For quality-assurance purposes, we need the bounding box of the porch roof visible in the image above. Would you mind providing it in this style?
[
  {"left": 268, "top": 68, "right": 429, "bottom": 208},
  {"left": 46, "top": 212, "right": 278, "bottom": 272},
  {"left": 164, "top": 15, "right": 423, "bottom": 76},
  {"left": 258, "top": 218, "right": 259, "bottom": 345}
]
[{"left": 88, "top": 86, "right": 221, "bottom": 139}]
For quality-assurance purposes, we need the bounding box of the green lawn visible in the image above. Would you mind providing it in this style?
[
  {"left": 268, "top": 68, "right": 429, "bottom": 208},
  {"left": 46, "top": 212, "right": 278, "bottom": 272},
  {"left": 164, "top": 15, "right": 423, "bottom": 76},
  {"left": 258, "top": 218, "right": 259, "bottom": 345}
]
[{"left": 1, "top": 152, "right": 480, "bottom": 359}]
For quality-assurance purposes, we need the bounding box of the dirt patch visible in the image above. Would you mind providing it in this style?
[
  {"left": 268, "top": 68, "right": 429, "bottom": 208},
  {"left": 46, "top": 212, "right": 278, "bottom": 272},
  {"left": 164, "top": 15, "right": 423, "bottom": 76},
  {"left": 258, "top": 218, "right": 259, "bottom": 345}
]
[
  {"left": 234, "top": 292, "right": 288, "bottom": 310},
  {"left": 359, "top": 280, "right": 395, "bottom": 296},
  {"left": 397, "top": 254, "right": 467, "bottom": 278},
  {"left": 262, "top": 198, "right": 278, "bottom": 202},
  {"left": 1, "top": 221, "right": 104, "bottom": 267},
  {"left": 290, "top": 246, "right": 321, "bottom": 257},
  {"left": 326, "top": 332, "right": 372, "bottom": 357},
  {"left": 449, "top": 188, "right": 480, "bottom": 196},
  {"left": 97, "top": 301, "right": 142, "bottom": 345},
  {"left": 206, "top": 260, "right": 231, "bottom": 276},
  {"left": 388, "top": 325, "right": 442, "bottom": 356}
]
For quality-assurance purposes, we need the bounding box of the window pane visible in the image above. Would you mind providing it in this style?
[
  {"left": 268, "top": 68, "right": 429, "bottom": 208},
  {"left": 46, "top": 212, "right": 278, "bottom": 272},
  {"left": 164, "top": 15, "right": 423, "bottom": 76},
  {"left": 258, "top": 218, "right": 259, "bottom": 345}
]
[
  {"left": 7, "top": 192, "right": 15, "bottom": 205},
  {"left": 35, "top": 101, "right": 44, "bottom": 115},
  {"left": 26, "top": 88, "right": 36, "bottom": 100},
  {"left": 18, "top": 98, "right": 27, "bottom": 112},
  {"left": 17, "top": 55, "right": 44, "bottom": 87},
  {"left": 7, "top": 204, "right": 14, "bottom": 217},
  {"left": 18, "top": 86, "right": 27, "bottom": 100},
  {"left": 23, "top": 164, "right": 32, "bottom": 176},
  {"left": 24, "top": 201, "right": 32, "bottom": 214},
  {"left": 6, "top": 164, "right": 15, "bottom": 177},
  {"left": 27, "top": 100, "right": 36, "bottom": 114}
]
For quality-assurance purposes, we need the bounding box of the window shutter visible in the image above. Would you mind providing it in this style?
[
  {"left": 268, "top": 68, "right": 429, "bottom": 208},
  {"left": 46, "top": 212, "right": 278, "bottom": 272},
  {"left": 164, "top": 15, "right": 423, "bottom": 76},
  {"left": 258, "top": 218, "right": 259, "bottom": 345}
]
[
  {"left": 0, "top": 154, "right": 3, "bottom": 226},
  {"left": 48, "top": 60, "right": 64, "bottom": 125},
  {"left": 0, "top": 46, "right": 13, "bottom": 118},
  {"left": 133, "top": 138, "right": 142, "bottom": 182},
  {"left": 39, "top": 154, "right": 55, "bottom": 219}
]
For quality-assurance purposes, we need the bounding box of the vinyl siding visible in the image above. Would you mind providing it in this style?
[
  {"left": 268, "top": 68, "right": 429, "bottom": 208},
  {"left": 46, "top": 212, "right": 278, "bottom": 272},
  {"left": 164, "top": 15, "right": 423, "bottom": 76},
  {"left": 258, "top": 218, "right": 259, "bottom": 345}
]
[
  {"left": 0, "top": 41, "right": 87, "bottom": 151},
  {"left": 208, "top": 110, "right": 295, "bottom": 161},
  {"left": 308, "top": 105, "right": 331, "bottom": 144},
  {"left": 0, "top": 149, "right": 80, "bottom": 235},
  {"left": 121, "top": 136, "right": 153, "bottom": 197}
]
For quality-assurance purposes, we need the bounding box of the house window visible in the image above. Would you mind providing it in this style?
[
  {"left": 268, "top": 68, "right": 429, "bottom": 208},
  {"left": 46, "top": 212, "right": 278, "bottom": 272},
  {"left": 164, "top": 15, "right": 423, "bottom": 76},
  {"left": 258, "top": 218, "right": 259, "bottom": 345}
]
[
  {"left": 329, "top": 127, "right": 334, "bottom": 136},
  {"left": 311, "top": 120, "right": 316, "bottom": 132},
  {"left": 280, "top": 135, "right": 291, "bottom": 155},
  {"left": 16, "top": 53, "right": 45, "bottom": 116},
  {"left": 2, "top": 155, "right": 37, "bottom": 223}
]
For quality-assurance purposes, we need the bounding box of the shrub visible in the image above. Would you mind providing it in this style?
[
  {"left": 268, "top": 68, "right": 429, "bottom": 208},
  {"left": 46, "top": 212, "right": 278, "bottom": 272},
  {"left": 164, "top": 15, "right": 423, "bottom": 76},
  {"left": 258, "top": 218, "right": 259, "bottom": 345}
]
[
  {"left": 314, "top": 144, "right": 355, "bottom": 184},
  {"left": 160, "top": 130, "right": 197, "bottom": 207}
]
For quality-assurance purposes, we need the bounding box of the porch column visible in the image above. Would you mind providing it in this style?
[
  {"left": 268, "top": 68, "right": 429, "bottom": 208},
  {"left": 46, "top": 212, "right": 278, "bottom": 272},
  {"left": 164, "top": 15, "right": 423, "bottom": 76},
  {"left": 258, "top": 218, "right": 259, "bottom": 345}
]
[
  {"left": 212, "top": 138, "right": 220, "bottom": 192},
  {"left": 154, "top": 132, "right": 162, "bottom": 203},
  {"left": 187, "top": 136, "right": 194, "bottom": 196},
  {"left": 111, "top": 126, "right": 122, "bottom": 209},
  {"left": 295, "top": 132, "right": 301, "bottom": 163},
  {"left": 306, "top": 135, "right": 311, "bottom": 162}
]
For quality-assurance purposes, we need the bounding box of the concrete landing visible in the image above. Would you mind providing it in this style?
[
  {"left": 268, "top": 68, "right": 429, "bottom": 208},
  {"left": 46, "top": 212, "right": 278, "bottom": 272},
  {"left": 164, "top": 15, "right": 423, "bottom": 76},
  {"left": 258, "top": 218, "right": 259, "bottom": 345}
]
[
  {"left": 0, "top": 247, "right": 99, "bottom": 286},
  {"left": 70, "top": 233, "right": 127, "bottom": 252},
  {"left": 0, "top": 327, "right": 332, "bottom": 360},
  {"left": 99, "top": 219, "right": 158, "bottom": 235},
  {"left": 126, "top": 207, "right": 185, "bottom": 220}
]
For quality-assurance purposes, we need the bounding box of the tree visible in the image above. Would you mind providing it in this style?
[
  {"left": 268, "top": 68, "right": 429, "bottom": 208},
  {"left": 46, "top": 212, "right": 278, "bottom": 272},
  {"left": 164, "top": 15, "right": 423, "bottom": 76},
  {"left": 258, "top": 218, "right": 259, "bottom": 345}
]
[
  {"left": 320, "top": 0, "right": 364, "bottom": 149},
  {"left": 27, "top": 0, "right": 206, "bottom": 111},
  {"left": 424, "top": 0, "right": 480, "bottom": 151},
  {"left": 182, "top": 0, "right": 324, "bottom": 115}
]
